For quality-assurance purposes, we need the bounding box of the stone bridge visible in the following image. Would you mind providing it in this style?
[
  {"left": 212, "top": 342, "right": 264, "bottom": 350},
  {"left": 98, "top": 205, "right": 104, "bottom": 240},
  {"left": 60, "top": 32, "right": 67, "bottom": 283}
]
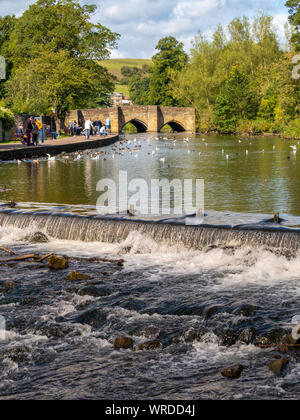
[{"left": 66, "top": 106, "right": 195, "bottom": 133}]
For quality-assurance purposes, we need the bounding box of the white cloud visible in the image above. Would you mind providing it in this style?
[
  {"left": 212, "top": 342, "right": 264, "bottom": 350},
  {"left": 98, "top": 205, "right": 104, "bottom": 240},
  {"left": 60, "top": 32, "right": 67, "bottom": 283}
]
[{"left": 1, "top": 0, "right": 289, "bottom": 57}]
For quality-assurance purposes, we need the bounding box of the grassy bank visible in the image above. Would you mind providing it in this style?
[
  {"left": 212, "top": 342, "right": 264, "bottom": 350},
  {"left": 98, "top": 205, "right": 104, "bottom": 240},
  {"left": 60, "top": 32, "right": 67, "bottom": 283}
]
[{"left": 101, "top": 58, "right": 152, "bottom": 97}]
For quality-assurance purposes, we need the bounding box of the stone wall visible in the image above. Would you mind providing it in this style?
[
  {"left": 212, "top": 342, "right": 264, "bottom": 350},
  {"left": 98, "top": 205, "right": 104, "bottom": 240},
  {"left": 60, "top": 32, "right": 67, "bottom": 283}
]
[{"left": 66, "top": 106, "right": 196, "bottom": 133}]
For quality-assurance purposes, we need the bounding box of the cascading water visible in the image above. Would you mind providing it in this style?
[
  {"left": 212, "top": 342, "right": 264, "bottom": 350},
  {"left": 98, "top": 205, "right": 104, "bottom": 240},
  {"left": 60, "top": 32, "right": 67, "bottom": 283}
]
[{"left": 0, "top": 210, "right": 300, "bottom": 252}]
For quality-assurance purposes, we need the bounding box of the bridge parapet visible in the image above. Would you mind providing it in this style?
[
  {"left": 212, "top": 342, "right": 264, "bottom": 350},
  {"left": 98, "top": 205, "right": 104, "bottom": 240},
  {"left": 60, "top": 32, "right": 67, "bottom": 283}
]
[{"left": 66, "top": 106, "right": 195, "bottom": 133}]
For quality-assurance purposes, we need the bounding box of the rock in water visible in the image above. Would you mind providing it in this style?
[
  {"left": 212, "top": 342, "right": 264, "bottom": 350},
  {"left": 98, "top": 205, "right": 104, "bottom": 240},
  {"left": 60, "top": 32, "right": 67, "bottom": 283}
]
[
  {"left": 221, "top": 365, "right": 244, "bottom": 379},
  {"left": 75, "top": 309, "right": 107, "bottom": 328},
  {"left": 77, "top": 286, "right": 111, "bottom": 297},
  {"left": 26, "top": 232, "right": 49, "bottom": 243},
  {"left": 268, "top": 358, "right": 289, "bottom": 376},
  {"left": 48, "top": 255, "right": 69, "bottom": 270},
  {"left": 114, "top": 337, "right": 133, "bottom": 350},
  {"left": 66, "top": 271, "right": 90, "bottom": 281},
  {"left": 138, "top": 340, "right": 163, "bottom": 351}
]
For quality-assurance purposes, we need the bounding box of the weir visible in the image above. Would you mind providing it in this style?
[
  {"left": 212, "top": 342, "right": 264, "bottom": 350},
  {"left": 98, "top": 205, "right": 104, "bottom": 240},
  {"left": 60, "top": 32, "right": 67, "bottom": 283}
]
[{"left": 1, "top": 211, "right": 300, "bottom": 251}]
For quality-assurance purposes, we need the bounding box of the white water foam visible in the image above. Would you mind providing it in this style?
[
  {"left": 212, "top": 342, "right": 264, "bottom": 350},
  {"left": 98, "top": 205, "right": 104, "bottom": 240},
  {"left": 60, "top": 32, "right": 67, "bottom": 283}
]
[{"left": 1, "top": 226, "right": 300, "bottom": 292}]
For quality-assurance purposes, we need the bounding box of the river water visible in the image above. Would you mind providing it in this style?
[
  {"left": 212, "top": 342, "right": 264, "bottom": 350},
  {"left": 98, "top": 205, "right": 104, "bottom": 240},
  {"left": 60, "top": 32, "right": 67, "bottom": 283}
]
[{"left": 0, "top": 133, "right": 299, "bottom": 400}]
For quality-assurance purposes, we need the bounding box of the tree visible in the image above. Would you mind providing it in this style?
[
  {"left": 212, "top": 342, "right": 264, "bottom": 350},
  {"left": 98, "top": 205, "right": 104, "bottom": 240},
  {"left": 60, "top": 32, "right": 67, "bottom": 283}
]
[
  {"left": 286, "top": 0, "right": 300, "bottom": 50},
  {"left": 6, "top": 50, "right": 115, "bottom": 122},
  {"left": 128, "top": 75, "right": 150, "bottom": 105},
  {"left": 8, "top": 0, "right": 119, "bottom": 65},
  {"left": 214, "top": 67, "right": 259, "bottom": 133},
  {"left": 148, "top": 37, "right": 188, "bottom": 106},
  {"left": 4, "top": 0, "right": 119, "bottom": 122},
  {"left": 0, "top": 15, "right": 16, "bottom": 98}
]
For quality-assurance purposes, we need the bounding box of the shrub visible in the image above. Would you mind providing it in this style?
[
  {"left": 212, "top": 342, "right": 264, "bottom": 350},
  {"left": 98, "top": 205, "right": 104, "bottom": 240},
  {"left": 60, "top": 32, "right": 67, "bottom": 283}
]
[
  {"left": 282, "top": 118, "right": 300, "bottom": 138},
  {"left": 0, "top": 106, "right": 15, "bottom": 130}
]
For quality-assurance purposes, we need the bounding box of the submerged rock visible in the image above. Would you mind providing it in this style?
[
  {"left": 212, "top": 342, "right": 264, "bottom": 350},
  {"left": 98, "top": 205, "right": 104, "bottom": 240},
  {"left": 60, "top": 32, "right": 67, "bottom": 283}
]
[
  {"left": 268, "top": 358, "right": 289, "bottom": 376},
  {"left": 4, "top": 346, "right": 31, "bottom": 363},
  {"left": 66, "top": 271, "right": 90, "bottom": 281},
  {"left": 216, "top": 329, "right": 239, "bottom": 346},
  {"left": 75, "top": 308, "right": 107, "bottom": 328},
  {"left": 204, "top": 305, "right": 223, "bottom": 320},
  {"left": 48, "top": 255, "right": 69, "bottom": 270},
  {"left": 77, "top": 286, "right": 111, "bottom": 298},
  {"left": 25, "top": 232, "right": 49, "bottom": 243},
  {"left": 1, "top": 281, "right": 15, "bottom": 294},
  {"left": 114, "top": 337, "right": 133, "bottom": 350},
  {"left": 138, "top": 340, "right": 163, "bottom": 351},
  {"left": 255, "top": 329, "right": 288, "bottom": 347},
  {"left": 278, "top": 334, "right": 300, "bottom": 353},
  {"left": 221, "top": 365, "right": 244, "bottom": 379},
  {"left": 233, "top": 304, "right": 260, "bottom": 317},
  {"left": 238, "top": 328, "right": 257, "bottom": 345}
]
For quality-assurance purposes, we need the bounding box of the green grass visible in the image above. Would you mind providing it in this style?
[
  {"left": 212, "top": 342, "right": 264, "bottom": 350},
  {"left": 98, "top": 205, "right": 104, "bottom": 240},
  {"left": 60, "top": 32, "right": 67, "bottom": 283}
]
[
  {"left": 100, "top": 58, "right": 152, "bottom": 97},
  {"left": 101, "top": 58, "right": 152, "bottom": 79}
]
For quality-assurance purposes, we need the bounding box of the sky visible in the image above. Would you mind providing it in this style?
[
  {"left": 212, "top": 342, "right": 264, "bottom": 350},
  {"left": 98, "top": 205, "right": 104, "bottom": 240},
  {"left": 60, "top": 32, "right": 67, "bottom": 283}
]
[{"left": 0, "top": 0, "right": 289, "bottom": 58}]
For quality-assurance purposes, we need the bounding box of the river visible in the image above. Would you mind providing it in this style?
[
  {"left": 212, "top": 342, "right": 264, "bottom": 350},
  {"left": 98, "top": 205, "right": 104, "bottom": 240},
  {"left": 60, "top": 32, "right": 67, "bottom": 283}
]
[{"left": 0, "top": 133, "right": 299, "bottom": 400}]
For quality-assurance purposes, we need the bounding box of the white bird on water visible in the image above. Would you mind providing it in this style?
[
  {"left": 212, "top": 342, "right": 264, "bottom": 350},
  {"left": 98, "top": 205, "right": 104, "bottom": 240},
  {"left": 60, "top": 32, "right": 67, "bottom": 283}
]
[
  {"left": 160, "top": 158, "right": 165, "bottom": 163},
  {"left": 46, "top": 154, "right": 55, "bottom": 161},
  {"left": 226, "top": 154, "right": 229, "bottom": 160},
  {"left": 290, "top": 145, "right": 297, "bottom": 153}
]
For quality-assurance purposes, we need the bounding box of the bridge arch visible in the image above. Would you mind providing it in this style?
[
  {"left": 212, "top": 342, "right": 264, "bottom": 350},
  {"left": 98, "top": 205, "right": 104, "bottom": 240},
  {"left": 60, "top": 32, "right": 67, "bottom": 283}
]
[
  {"left": 160, "top": 120, "right": 186, "bottom": 133},
  {"left": 122, "top": 119, "right": 148, "bottom": 133}
]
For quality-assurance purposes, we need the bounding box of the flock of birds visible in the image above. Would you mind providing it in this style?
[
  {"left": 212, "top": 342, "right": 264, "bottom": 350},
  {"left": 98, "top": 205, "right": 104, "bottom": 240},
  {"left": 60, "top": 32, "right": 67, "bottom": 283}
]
[{"left": 0, "top": 135, "right": 299, "bottom": 167}]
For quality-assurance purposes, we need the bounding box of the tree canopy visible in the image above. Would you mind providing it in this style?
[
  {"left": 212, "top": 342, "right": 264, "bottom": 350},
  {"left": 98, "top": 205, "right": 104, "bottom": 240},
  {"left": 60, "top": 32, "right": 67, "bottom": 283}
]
[{"left": 1, "top": 0, "right": 119, "bottom": 120}]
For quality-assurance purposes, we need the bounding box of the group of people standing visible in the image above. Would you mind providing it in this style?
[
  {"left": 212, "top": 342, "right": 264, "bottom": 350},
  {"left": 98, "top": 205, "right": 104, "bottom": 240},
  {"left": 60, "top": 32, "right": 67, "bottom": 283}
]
[
  {"left": 83, "top": 118, "right": 111, "bottom": 140},
  {"left": 17, "top": 116, "right": 57, "bottom": 146}
]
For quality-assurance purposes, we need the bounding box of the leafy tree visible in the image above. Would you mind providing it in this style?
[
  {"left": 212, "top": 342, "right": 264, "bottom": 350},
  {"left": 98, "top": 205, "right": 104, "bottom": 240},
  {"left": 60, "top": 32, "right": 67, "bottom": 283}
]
[
  {"left": 214, "top": 67, "right": 259, "bottom": 133},
  {"left": 286, "top": 0, "right": 300, "bottom": 50},
  {"left": 148, "top": 37, "right": 188, "bottom": 106},
  {"left": 4, "top": 0, "right": 119, "bottom": 121},
  {"left": 8, "top": 0, "right": 119, "bottom": 65},
  {"left": 0, "top": 15, "right": 16, "bottom": 98},
  {"left": 121, "top": 66, "right": 142, "bottom": 78},
  {"left": 128, "top": 75, "right": 151, "bottom": 105},
  {"left": 0, "top": 106, "right": 15, "bottom": 130},
  {"left": 6, "top": 50, "right": 115, "bottom": 122}
]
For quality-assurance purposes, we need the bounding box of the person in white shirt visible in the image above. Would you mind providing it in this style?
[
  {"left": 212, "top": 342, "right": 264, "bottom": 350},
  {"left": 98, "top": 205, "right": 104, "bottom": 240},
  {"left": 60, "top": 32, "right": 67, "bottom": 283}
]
[
  {"left": 100, "top": 125, "right": 107, "bottom": 136},
  {"left": 105, "top": 118, "right": 111, "bottom": 134},
  {"left": 84, "top": 119, "right": 92, "bottom": 140}
]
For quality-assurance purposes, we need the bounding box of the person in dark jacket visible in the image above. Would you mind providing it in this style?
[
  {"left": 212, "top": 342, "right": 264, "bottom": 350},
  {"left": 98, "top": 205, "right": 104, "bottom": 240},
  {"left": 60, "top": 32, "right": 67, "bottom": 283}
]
[
  {"left": 31, "top": 119, "right": 39, "bottom": 146},
  {"left": 25, "top": 116, "right": 34, "bottom": 146}
]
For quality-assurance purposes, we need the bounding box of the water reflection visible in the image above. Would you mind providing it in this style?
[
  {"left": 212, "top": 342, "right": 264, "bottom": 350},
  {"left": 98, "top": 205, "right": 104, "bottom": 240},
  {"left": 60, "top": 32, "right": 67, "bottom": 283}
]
[{"left": 0, "top": 134, "right": 300, "bottom": 216}]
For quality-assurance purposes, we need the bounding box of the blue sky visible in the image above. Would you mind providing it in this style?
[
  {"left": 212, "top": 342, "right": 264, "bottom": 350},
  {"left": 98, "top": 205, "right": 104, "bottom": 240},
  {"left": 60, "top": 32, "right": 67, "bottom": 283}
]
[{"left": 1, "top": 0, "right": 289, "bottom": 58}]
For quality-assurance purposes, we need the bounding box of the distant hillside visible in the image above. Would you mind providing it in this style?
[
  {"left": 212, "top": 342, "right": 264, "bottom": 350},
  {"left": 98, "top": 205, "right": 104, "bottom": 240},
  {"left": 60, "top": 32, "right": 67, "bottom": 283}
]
[{"left": 101, "top": 58, "right": 152, "bottom": 98}]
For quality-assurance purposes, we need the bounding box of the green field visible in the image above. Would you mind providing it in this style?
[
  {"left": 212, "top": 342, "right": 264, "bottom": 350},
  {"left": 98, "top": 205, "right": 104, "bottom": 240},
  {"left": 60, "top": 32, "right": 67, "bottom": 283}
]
[{"left": 101, "top": 58, "right": 152, "bottom": 97}]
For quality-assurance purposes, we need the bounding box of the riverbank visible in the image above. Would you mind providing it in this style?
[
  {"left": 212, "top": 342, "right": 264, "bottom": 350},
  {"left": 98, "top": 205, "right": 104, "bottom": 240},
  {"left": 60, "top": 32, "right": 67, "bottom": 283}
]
[{"left": 0, "top": 134, "right": 119, "bottom": 161}]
